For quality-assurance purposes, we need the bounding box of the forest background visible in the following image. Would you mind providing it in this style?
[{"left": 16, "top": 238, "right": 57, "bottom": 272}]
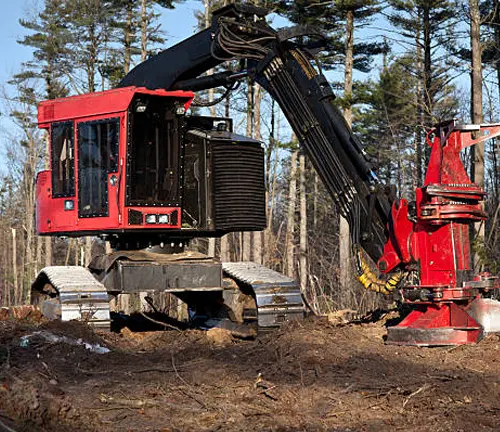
[{"left": 0, "top": 0, "right": 499, "bottom": 316}]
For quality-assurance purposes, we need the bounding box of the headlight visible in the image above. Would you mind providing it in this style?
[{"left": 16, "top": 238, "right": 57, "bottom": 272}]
[
  {"left": 145, "top": 214, "right": 157, "bottom": 224},
  {"left": 158, "top": 214, "right": 169, "bottom": 224}
]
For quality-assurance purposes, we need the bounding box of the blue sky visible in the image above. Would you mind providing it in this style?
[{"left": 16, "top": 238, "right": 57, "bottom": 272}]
[
  {"left": 0, "top": 0, "right": 202, "bottom": 85},
  {"left": 0, "top": 1, "right": 35, "bottom": 89},
  {"left": 0, "top": 0, "right": 34, "bottom": 169},
  {"left": 0, "top": 0, "right": 287, "bottom": 95},
  {"left": 0, "top": 0, "right": 202, "bottom": 165}
]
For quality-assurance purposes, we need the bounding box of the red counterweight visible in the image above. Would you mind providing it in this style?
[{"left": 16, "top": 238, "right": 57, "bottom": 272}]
[{"left": 378, "top": 120, "right": 500, "bottom": 345}]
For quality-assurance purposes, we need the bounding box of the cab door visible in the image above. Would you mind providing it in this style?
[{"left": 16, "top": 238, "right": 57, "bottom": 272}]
[{"left": 77, "top": 118, "right": 120, "bottom": 220}]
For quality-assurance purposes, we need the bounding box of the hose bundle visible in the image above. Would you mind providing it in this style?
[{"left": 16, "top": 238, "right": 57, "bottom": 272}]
[
  {"left": 354, "top": 246, "right": 402, "bottom": 295},
  {"left": 212, "top": 18, "right": 275, "bottom": 62}
]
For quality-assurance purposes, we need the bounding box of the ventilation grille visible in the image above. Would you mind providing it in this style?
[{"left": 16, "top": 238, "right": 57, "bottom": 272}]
[{"left": 211, "top": 142, "right": 266, "bottom": 231}]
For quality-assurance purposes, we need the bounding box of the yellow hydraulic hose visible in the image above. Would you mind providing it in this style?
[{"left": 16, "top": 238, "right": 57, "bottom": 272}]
[{"left": 355, "top": 247, "right": 402, "bottom": 295}]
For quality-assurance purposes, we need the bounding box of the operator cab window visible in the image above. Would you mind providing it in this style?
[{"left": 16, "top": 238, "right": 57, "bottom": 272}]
[
  {"left": 77, "top": 118, "right": 119, "bottom": 217},
  {"left": 51, "top": 121, "right": 75, "bottom": 198},
  {"left": 126, "top": 96, "right": 181, "bottom": 207}
]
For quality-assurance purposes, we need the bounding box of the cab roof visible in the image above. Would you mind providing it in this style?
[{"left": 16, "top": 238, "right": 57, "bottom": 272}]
[{"left": 38, "top": 86, "right": 194, "bottom": 128}]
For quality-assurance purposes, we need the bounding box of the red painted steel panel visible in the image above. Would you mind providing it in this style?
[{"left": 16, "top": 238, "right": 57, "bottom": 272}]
[
  {"left": 36, "top": 87, "right": 192, "bottom": 236},
  {"left": 38, "top": 86, "right": 194, "bottom": 127}
]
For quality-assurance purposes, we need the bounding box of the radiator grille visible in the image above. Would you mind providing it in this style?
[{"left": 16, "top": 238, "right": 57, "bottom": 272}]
[{"left": 211, "top": 142, "right": 266, "bottom": 231}]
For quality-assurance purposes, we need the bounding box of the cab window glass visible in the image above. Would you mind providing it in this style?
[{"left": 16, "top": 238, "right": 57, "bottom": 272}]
[
  {"left": 77, "top": 118, "right": 119, "bottom": 217},
  {"left": 51, "top": 122, "right": 75, "bottom": 198},
  {"left": 127, "top": 97, "right": 181, "bottom": 206}
]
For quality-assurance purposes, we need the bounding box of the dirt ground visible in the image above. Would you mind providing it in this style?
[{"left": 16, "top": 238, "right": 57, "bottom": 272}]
[{"left": 0, "top": 314, "right": 499, "bottom": 432}]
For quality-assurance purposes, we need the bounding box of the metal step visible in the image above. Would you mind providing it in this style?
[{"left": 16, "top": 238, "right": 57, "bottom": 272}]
[{"left": 222, "top": 262, "right": 304, "bottom": 328}]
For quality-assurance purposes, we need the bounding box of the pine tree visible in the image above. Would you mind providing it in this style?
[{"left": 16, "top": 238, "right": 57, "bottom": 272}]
[
  {"left": 140, "top": 0, "right": 177, "bottom": 62},
  {"left": 355, "top": 56, "right": 418, "bottom": 195},
  {"left": 63, "top": 0, "right": 117, "bottom": 92},
  {"left": 270, "top": 0, "right": 343, "bottom": 70},
  {"left": 271, "top": 1, "right": 386, "bottom": 76},
  {"left": 481, "top": 0, "right": 500, "bottom": 223},
  {"left": 388, "top": 0, "right": 458, "bottom": 167},
  {"left": 16, "top": 0, "right": 72, "bottom": 99},
  {"left": 100, "top": 0, "right": 181, "bottom": 87},
  {"left": 329, "top": 1, "right": 387, "bottom": 123},
  {"left": 482, "top": 0, "right": 500, "bottom": 97},
  {"left": 99, "top": 0, "right": 139, "bottom": 86}
]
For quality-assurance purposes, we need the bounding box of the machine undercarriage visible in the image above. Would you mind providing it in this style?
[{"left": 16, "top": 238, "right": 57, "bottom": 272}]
[{"left": 31, "top": 248, "right": 305, "bottom": 333}]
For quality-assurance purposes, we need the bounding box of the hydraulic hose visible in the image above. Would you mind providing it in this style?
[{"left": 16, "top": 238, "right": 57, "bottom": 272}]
[{"left": 354, "top": 246, "right": 402, "bottom": 295}]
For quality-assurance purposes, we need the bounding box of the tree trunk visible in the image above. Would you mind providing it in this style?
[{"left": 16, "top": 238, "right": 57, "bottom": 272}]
[
  {"left": 36, "top": 236, "right": 42, "bottom": 274},
  {"left": 87, "top": 21, "right": 97, "bottom": 92},
  {"left": 20, "top": 252, "right": 25, "bottom": 305},
  {"left": 494, "top": 0, "right": 500, "bottom": 100},
  {"left": 252, "top": 84, "right": 263, "bottom": 264},
  {"left": 11, "top": 228, "right": 18, "bottom": 305},
  {"left": 24, "top": 190, "right": 34, "bottom": 287},
  {"left": 343, "top": 9, "right": 354, "bottom": 126},
  {"left": 286, "top": 149, "right": 298, "bottom": 277},
  {"left": 339, "top": 215, "right": 351, "bottom": 296},
  {"left": 313, "top": 174, "right": 318, "bottom": 229},
  {"left": 415, "top": 9, "right": 424, "bottom": 187},
  {"left": 204, "top": 0, "right": 217, "bottom": 257},
  {"left": 242, "top": 233, "right": 251, "bottom": 261},
  {"left": 45, "top": 238, "right": 52, "bottom": 267},
  {"left": 2, "top": 228, "right": 9, "bottom": 306},
  {"left": 341, "top": 7, "right": 355, "bottom": 297},
  {"left": 422, "top": 4, "right": 433, "bottom": 163},
  {"left": 85, "top": 237, "right": 93, "bottom": 266},
  {"left": 264, "top": 99, "right": 278, "bottom": 266},
  {"left": 469, "top": 0, "right": 485, "bottom": 267},
  {"left": 140, "top": 0, "right": 148, "bottom": 62},
  {"left": 470, "top": 0, "right": 484, "bottom": 143},
  {"left": 74, "top": 239, "right": 79, "bottom": 266},
  {"left": 220, "top": 56, "right": 232, "bottom": 262},
  {"left": 24, "top": 133, "right": 37, "bottom": 293},
  {"left": 220, "top": 235, "right": 230, "bottom": 261},
  {"left": 208, "top": 238, "right": 216, "bottom": 257},
  {"left": 123, "top": 0, "right": 135, "bottom": 75},
  {"left": 241, "top": 79, "right": 255, "bottom": 262},
  {"left": 299, "top": 153, "right": 308, "bottom": 295}
]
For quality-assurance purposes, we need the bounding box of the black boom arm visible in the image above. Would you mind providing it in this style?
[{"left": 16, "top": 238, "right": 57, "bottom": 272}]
[
  {"left": 118, "top": 4, "right": 391, "bottom": 261},
  {"left": 119, "top": 4, "right": 268, "bottom": 90}
]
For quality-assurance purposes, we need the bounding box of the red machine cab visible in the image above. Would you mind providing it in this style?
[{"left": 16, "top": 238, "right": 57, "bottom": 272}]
[{"left": 36, "top": 86, "right": 266, "bottom": 248}]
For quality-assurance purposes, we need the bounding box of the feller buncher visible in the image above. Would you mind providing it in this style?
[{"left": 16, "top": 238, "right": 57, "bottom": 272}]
[{"left": 31, "top": 4, "right": 500, "bottom": 345}]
